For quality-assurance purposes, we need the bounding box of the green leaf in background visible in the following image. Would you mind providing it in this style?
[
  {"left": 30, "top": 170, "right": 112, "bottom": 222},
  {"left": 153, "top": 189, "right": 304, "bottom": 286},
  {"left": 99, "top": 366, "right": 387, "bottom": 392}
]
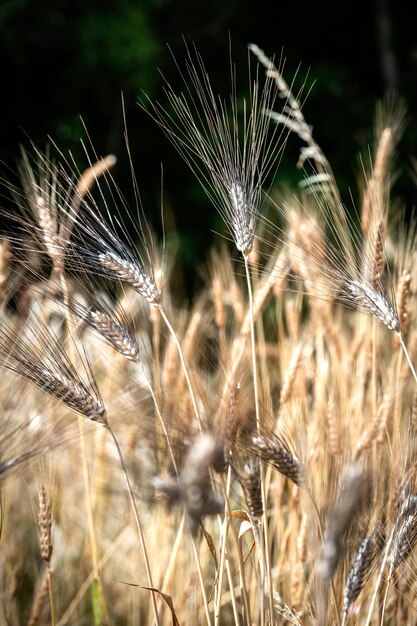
[{"left": 91, "top": 578, "right": 109, "bottom": 626}]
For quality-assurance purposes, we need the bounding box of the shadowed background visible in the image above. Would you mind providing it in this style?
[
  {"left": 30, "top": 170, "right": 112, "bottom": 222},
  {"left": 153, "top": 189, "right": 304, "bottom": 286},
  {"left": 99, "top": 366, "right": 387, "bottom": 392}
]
[{"left": 1, "top": 0, "right": 416, "bottom": 293}]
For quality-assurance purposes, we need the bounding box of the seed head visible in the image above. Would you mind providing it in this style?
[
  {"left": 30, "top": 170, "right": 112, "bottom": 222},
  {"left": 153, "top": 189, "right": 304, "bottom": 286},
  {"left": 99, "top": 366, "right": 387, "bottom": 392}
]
[
  {"left": 250, "top": 433, "right": 306, "bottom": 487},
  {"left": 141, "top": 43, "right": 287, "bottom": 256},
  {"left": 345, "top": 279, "right": 399, "bottom": 332},
  {"left": 240, "top": 460, "right": 263, "bottom": 517},
  {"left": 0, "top": 313, "right": 107, "bottom": 426},
  {"left": 343, "top": 530, "right": 379, "bottom": 616},
  {"left": 390, "top": 493, "right": 417, "bottom": 573},
  {"left": 99, "top": 251, "right": 161, "bottom": 305}
]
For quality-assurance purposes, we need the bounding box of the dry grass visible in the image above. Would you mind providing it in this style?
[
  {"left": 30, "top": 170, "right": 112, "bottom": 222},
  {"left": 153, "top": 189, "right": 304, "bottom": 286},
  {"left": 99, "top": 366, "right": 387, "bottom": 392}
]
[{"left": 1, "top": 43, "right": 417, "bottom": 626}]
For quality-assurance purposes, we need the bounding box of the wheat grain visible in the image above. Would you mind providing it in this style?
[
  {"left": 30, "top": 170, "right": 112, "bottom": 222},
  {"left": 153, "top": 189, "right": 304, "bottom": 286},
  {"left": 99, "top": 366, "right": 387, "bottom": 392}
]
[
  {"left": 345, "top": 279, "right": 399, "bottom": 331},
  {"left": 87, "top": 307, "right": 141, "bottom": 363}
]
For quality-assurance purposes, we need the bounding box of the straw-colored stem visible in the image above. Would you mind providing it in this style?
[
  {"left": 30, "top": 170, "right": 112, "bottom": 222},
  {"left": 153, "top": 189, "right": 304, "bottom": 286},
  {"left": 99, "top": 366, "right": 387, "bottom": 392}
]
[
  {"left": 143, "top": 370, "right": 178, "bottom": 476},
  {"left": 214, "top": 468, "right": 231, "bottom": 625},
  {"left": 364, "top": 525, "right": 395, "bottom": 626},
  {"left": 191, "top": 534, "right": 212, "bottom": 626},
  {"left": 244, "top": 255, "right": 260, "bottom": 430},
  {"left": 380, "top": 570, "right": 392, "bottom": 626},
  {"left": 108, "top": 427, "right": 160, "bottom": 626},
  {"left": 156, "top": 515, "right": 185, "bottom": 618},
  {"left": 220, "top": 477, "right": 252, "bottom": 624},
  {"left": 47, "top": 566, "right": 56, "bottom": 626},
  {"left": 398, "top": 332, "right": 417, "bottom": 386},
  {"left": 215, "top": 465, "right": 242, "bottom": 626},
  {"left": 244, "top": 254, "right": 275, "bottom": 626},
  {"left": 159, "top": 307, "right": 203, "bottom": 431}
]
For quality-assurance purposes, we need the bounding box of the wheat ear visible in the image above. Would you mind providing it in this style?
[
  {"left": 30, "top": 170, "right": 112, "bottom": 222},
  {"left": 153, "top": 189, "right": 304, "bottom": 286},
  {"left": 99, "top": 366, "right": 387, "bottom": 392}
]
[
  {"left": 381, "top": 493, "right": 417, "bottom": 624},
  {"left": 71, "top": 301, "right": 178, "bottom": 475},
  {"left": 37, "top": 484, "right": 55, "bottom": 626},
  {"left": 341, "top": 529, "right": 379, "bottom": 625}
]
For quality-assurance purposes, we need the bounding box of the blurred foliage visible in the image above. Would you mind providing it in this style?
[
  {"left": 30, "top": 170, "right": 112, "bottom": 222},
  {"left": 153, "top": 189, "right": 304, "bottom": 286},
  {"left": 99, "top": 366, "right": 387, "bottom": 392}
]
[{"left": 1, "top": 0, "right": 417, "bottom": 291}]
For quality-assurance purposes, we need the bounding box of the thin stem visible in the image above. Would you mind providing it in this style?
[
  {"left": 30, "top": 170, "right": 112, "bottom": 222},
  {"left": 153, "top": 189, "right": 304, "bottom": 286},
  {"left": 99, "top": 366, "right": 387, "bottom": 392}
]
[
  {"left": 244, "top": 254, "right": 275, "bottom": 626},
  {"left": 380, "top": 570, "right": 392, "bottom": 626},
  {"left": 214, "top": 468, "right": 231, "bottom": 625},
  {"left": 143, "top": 371, "right": 178, "bottom": 476},
  {"left": 398, "top": 331, "right": 417, "bottom": 386},
  {"left": 225, "top": 559, "right": 241, "bottom": 626},
  {"left": 108, "top": 427, "right": 160, "bottom": 626},
  {"left": 214, "top": 466, "right": 241, "bottom": 626},
  {"left": 191, "top": 534, "right": 212, "bottom": 626},
  {"left": 156, "top": 515, "right": 185, "bottom": 619},
  {"left": 47, "top": 566, "right": 56, "bottom": 626},
  {"left": 159, "top": 307, "right": 203, "bottom": 431},
  {"left": 218, "top": 474, "right": 252, "bottom": 624},
  {"left": 364, "top": 525, "right": 395, "bottom": 626},
  {"left": 244, "top": 255, "right": 260, "bottom": 431}
]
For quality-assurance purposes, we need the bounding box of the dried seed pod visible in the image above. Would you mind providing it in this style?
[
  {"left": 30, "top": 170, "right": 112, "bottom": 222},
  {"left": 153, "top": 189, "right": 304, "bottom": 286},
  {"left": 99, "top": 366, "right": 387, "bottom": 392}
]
[
  {"left": 370, "top": 221, "right": 385, "bottom": 289},
  {"left": 224, "top": 380, "right": 241, "bottom": 457},
  {"left": 397, "top": 270, "right": 411, "bottom": 341}
]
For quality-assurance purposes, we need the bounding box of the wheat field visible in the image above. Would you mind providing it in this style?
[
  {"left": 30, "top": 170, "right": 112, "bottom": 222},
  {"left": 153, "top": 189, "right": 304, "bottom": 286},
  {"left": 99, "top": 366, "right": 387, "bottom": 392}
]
[{"left": 1, "top": 43, "right": 417, "bottom": 626}]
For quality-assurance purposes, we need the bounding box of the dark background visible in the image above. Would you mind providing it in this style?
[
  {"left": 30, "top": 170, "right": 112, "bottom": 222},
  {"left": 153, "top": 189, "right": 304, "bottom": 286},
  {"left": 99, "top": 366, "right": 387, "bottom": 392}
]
[{"left": 1, "top": 0, "right": 416, "bottom": 292}]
